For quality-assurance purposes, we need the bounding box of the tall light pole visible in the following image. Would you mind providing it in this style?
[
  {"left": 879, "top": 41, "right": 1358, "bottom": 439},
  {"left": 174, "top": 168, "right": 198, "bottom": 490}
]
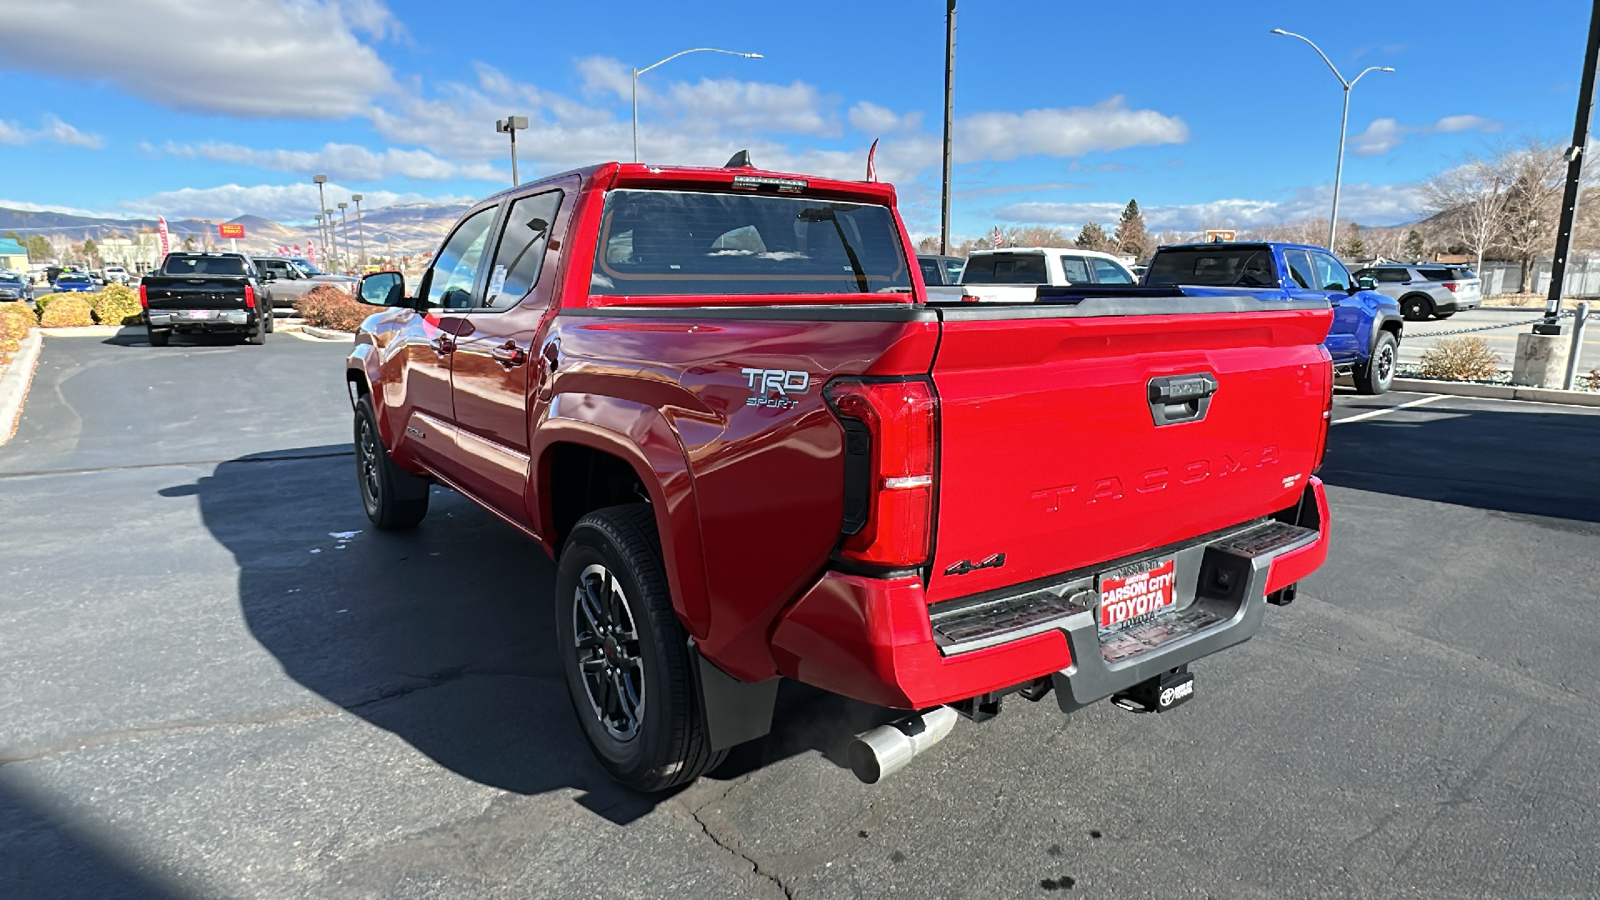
[
  {"left": 337, "top": 202, "right": 350, "bottom": 273},
  {"left": 940, "top": 0, "right": 956, "bottom": 255},
  {"left": 496, "top": 116, "right": 529, "bottom": 186},
  {"left": 632, "top": 48, "right": 762, "bottom": 163},
  {"left": 1271, "top": 29, "right": 1393, "bottom": 251},
  {"left": 313, "top": 214, "right": 325, "bottom": 264},
  {"left": 312, "top": 174, "right": 329, "bottom": 262},
  {"left": 325, "top": 208, "right": 339, "bottom": 270},
  {"left": 351, "top": 194, "right": 367, "bottom": 269}
]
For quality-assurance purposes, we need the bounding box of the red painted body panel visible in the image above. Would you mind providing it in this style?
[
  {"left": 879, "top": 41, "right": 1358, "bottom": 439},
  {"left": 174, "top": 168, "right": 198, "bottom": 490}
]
[{"left": 349, "top": 161, "right": 1335, "bottom": 715}]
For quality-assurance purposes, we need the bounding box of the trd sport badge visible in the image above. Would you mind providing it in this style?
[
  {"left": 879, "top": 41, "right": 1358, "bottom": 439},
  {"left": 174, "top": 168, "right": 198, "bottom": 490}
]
[{"left": 741, "top": 368, "right": 810, "bottom": 409}]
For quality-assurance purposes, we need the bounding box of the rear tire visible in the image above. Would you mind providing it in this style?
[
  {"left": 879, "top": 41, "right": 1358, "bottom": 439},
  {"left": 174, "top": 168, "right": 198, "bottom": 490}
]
[
  {"left": 354, "top": 396, "right": 429, "bottom": 529},
  {"left": 1400, "top": 294, "right": 1433, "bottom": 321},
  {"left": 147, "top": 327, "right": 170, "bottom": 347},
  {"left": 246, "top": 318, "right": 266, "bottom": 345},
  {"left": 265, "top": 312, "right": 276, "bottom": 333},
  {"left": 1355, "top": 330, "right": 1398, "bottom": 395},
  {"left": 555, "top": 504, "right": 727, "bottom": 792}
]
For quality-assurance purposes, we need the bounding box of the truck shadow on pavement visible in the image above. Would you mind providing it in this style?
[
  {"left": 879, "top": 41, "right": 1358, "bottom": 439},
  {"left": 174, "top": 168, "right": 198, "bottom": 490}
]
[
  {"left": 175, "top": 446, "right": 887, "bottom": 825},
  {"left": 1320, "top": 401, "right": 1600, "bottom": 524},
  {"left": 0, "top": 777, "right": 181, "bottom": 899}
]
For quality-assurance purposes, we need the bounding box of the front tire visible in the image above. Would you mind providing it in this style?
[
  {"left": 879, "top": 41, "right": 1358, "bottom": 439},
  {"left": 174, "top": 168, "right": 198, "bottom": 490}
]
[
  {"left": 354, "top": 396, "right": 429, "bottom": 529},
  {"left": 556, "top": 504, "right": 726, "bottom": 792},
  {"left": 1355, "top": 330, "right": 1398, "bottom": 395}
]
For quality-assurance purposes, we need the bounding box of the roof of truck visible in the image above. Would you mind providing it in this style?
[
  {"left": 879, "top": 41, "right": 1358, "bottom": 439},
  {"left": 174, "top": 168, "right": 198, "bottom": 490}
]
[{"left": 477, "top": 161, "right": 899, "bottom": 207}]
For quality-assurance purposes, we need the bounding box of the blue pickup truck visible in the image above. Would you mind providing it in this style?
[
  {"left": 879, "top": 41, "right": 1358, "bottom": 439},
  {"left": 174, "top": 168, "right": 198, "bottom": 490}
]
[{"left": 1143, "top": 241, "right": 1403, "bottom": 394}]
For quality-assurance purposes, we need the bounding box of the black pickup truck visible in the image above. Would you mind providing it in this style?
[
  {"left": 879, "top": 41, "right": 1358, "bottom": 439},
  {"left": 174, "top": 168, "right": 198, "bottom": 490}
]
[{"left": 140, "top": 252, "right": 275, "bottom": 347}]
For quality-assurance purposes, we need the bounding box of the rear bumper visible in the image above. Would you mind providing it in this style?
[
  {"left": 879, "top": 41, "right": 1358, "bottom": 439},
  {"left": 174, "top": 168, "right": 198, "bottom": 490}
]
[
  {"left": 148, "top": 309, "right": 256, "bottom": 330},
  {"left": 770, "top": 478, "right": 1329, "bottom": 710}
]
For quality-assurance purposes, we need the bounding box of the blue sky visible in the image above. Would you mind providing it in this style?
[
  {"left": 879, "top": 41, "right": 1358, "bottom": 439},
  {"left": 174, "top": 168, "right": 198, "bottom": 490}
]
[{"left": 0, "top": 0, "right": 1590, "bottom": 237}]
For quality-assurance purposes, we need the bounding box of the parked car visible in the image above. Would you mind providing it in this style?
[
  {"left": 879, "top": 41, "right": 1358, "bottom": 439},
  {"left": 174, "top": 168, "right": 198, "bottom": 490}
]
[
  {"left": 951, "top": 247, "right": 1137, "bottom": 302},
  {"left": 51, "top": 272, "right": 97, "bottom": 293},
  {"left": 1143, "top": 241, "right": 1403, "bottom": 394},
  {"left": 102, "top": 265, "right": 130, "bottom": 285},
  {"left": 0, "top": 272, "right": 32, "bottom": 302},
  {"left": 252, "top": 256, "right": 358, "bottom": 308},
  {"left": 139, "top": 252, "right": 274, "bottom": 346},
  {"left": 1350, "top": 262, "right": 1481, "bottom": 321},
  {"left": 346, "top": 160, "right": 1333, "bottom": 791},
  {"left": 916, "top": 253, "right": 965, "bottom": 286}
]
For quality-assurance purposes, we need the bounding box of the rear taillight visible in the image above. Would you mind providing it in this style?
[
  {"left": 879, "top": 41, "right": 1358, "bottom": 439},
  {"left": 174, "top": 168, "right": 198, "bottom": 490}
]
[
  {"left": 1313, "top": 349, "right": 1333, "bottom": 473},
  {"left": 244, "top": 285, "right": 256, "bottom": 308},
  {"left": 1441, "top": 281, "right": 1459, "bottom": 293},
  {"left": 138, "top": 284, "right": 148, "bottom": 308},
  {"left": 824, "top": 378, "right": 938, "bottom": 568}
]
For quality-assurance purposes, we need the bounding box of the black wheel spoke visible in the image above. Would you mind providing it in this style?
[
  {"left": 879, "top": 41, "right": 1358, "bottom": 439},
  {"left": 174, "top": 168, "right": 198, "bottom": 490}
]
[{"left": 571, "top": 562, "right": 646, "bottom": 742}]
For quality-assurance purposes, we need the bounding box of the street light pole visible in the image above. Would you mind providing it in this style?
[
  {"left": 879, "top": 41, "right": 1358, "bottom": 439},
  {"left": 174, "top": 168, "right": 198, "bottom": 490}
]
[
  {"left": 1270, "top": 29, "right": 1393, "bottom": 251},
  {"left": 495, "top": 116, "right": 529, "bottom": 185},
  {"left": 940, "top": 0, "right": 956, "bottom": 256},
  {"left": 337, "top": 202, "right": 350, "bottom": 273},
  {"left": 312, "top": 174, "right": 329, "bottom": 262},
  {"left": 325, "top": 208, "right": 339, "bottom": 270},
  {"left": 631, "top": 48, "right": 762, "bottom": 163},
  {"left": 351, "top": 194, "right": 367, "bottom": 270}
]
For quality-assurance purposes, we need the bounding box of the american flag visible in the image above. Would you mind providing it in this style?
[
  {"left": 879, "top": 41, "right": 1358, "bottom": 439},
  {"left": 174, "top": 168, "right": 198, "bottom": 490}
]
[{"left": 990, "top": 226, "right": 1004, "bottom": 249}]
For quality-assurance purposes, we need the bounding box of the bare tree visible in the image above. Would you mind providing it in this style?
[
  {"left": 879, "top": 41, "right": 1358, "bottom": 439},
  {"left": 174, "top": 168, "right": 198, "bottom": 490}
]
[
  {"left": 1422, "top": 153, "right": 1510, "bottom": 273},
  {"left": 1494, "top": 138, "right": 1566, "bottom": 292}
]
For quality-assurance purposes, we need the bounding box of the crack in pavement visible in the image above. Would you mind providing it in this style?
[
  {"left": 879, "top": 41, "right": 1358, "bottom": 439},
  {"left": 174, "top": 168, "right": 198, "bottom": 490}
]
[
  {"left": 679, "top": 782, "right": 795, "bottom": 900},
  {"left": 0, "top": 449, "right": 354, "bottom": 480},
  {"left": 0, "top": 706, "right": 339, "bottom": 766},
  {"left": 343, "top": 665, "right": 559, "bottom": 712}
]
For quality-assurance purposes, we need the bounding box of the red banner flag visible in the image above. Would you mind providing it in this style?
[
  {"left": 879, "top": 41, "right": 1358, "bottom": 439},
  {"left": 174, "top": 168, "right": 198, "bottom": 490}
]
[{"left": 157, "top": 216, "right": 170, "bottom": 257}]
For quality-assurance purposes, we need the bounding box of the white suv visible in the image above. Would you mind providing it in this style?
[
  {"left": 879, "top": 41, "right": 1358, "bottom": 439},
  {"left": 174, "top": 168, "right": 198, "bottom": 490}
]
[{"left": 953, "top": 247, "right": 1137, "bottom": 303}]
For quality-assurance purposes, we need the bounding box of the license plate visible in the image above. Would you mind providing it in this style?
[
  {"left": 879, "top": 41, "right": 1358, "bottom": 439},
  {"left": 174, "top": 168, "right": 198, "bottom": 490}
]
[
  {"left": 1097, "top": 557, "right": 1176, "bottom": 633},
  {"left": 186, "top": 309, "right": 215, "bottom": 319}
]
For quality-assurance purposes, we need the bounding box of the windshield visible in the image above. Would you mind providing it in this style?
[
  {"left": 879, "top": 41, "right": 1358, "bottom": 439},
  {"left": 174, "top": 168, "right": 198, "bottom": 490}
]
[
  {"left": 162, "top": 255, "right": 248, "bottom": 276},
  {"left": 591, "top": 189, "right": 910, "bottom": 296},
  {"left": 960, "top": 254, "right": 1049, "bottom": 284},
  {"left": 1145, "top": 247, "right": 1280, "bottom": 287},
  {"left": 290, "top": 259, "right": 325, "bottom": 276}
]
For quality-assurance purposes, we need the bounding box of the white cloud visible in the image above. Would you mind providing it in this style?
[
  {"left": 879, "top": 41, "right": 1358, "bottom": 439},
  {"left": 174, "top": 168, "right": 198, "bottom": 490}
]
[
  {"left": 117, "top": 183, "right": 472, "bottom": 223},
  {"left": 0, "top": 198, "right": 113, "bottom": 217},
  {"left": 1352, "top": 117, "right": 1412, "bottom": 157},
  {"left": 0, "top": 114, "right": 102, "bottom": 149},
  {"left": 1429, "top": 114, "right": 1501, "bottom": 134},
  {"left": 164, "top": 141, "right": 504, "bottom": 182},
  {"left": 848, "top": 101, "right": 923, "bottom": 135},
  {"left": 0, "top": 0, "right": 395, "bottom": 118},
  {"left": 957, "top": 97, "right": 1187, "bottom": 162},
  {"left": 995, "top": 183, "right": 1424, "bottom": 230},
  {"left": 576, "top": 56, "right": 637, "bottom": 101},
  {"left": 665, "top": 78, "right": 836, "bottom": 136}
]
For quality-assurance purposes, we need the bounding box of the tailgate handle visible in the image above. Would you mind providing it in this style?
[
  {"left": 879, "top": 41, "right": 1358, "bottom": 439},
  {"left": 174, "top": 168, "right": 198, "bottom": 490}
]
[{"left": 1147, "top": 373, "right": 1218, "bottom": 426}]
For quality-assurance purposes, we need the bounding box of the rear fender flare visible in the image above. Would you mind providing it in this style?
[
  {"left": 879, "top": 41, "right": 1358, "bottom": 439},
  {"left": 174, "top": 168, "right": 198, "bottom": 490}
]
[{"left": 532, "top": 393, "right": 712, "bottom": 638}]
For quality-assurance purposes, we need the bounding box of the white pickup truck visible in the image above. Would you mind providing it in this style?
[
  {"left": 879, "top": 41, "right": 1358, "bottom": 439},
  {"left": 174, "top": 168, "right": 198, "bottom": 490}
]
[{"left": 933, "top": 247, "right": 1138, "bottom": 303}]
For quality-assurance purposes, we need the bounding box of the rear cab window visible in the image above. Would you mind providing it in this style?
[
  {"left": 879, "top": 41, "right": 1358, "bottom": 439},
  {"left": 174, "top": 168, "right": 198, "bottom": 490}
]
[
  {"left": 1145, "top": 247, "right": 1280, "bottom": 287},
  {"left": 591, "top": 190, "right": 910, "bottom": 296},
  {"left": 961, "top": 253, "right": 1048, "bottom": 285},
  {"left": 162, "top": 255, "right": 248, "bottom": 276}
]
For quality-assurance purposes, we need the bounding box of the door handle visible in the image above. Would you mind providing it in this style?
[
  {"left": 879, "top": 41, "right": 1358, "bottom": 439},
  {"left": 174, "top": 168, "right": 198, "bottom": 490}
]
[
  {"left": 491, "top": 341, "right": 527, "bottom": 367},
  {"left": 430, "top": 335, "right": 455, "bottom": 355}
]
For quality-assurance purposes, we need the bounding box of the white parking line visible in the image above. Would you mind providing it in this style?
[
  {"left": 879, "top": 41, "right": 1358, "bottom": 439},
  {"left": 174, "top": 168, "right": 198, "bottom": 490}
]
[{"left": 1333, "top": 394, "right": 1445, "bottom": 425}]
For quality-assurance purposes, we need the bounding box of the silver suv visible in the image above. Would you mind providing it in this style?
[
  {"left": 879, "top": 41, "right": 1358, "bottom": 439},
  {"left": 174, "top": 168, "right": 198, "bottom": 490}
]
[{"left": 1351, "top": 263, "right": 1481, "bottom": 321}]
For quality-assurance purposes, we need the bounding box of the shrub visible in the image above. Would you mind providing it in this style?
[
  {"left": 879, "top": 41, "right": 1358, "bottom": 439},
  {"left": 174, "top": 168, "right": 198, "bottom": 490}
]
[
  {"left": 1419, "top": 336, "right": 1503, "bottom": 381},
  {"left": 0, "top": 301, "right": 38, "bottom": 330},
  {"left": 39, "top": 295, "right": 95, "bottom": 328},
  {"left": 293, "top": 284, "right": 370, "bottom": 333},
  {"left": 0, "top": 307, "right": 32, "bottom": 360},
  {"left": 1587, "top": 367, "right": 1600, "bottom": 391},
  {"left": 32, "top": 293, "right": 56, "bottom": 315},
  {"left": 91, "top": 283, "right": 143, "bottom": 326}
]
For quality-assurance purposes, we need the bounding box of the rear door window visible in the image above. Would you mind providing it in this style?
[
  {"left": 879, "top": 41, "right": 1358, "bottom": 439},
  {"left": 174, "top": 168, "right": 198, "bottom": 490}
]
[
  {"left": 943, "top": 258, "right": 965, "bottom": 283},
  {"left": 1374, "top": 268, "right": 1410, "bottom": 283},
  {"left": 483, "top": 191, "right": 564, "bottom": 310},
  {"left": 1058, "top": 255, "right": 1092, "bottom": 283},
  {"left": 961, "top": 254, "right": 1048, "bottom": 284},
  {"left": 1283, "top": 250, "right": 1316, "bottom": 289},
  {"left": 918, "top": 258, "right": 944, "bottom": 285}
]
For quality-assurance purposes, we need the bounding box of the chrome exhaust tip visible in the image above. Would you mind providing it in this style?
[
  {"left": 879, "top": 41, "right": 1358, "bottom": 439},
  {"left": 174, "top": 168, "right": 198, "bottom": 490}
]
[{"left": 847, "top": 706, "right": 960, "bottom": 784}]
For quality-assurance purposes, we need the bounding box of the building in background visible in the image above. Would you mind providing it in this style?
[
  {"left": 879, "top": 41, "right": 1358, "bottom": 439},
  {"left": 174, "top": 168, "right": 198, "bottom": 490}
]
[
  {"left": 97, "top": 232, "right": 164, "bottom": 273},
  {"left": 0, "top": 238, "right": 28, "bottom": 272}
]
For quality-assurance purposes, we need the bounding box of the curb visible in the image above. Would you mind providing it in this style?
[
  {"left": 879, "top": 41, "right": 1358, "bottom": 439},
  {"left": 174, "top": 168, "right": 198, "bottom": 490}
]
[
  {"left": 298, "top": 324, "right": 355, "bottom": 341},
  {"left": 0, "top": 329, "right": 43, "bottom": 446},
  {"left": 1390, "top": 377, "right": 1600, "bottom": 408},
  {"left": 38, "top": 325, "right": 123, "bottom": 337}
]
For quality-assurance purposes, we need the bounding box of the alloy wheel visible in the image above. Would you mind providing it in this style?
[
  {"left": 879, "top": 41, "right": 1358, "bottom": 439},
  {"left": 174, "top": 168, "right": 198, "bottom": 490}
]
[
  {"left": 357, "top": 418, "right": 381, "bottom": 509},
  {"left": 573, "top": 563, "right": 646, "bottom": 741}
]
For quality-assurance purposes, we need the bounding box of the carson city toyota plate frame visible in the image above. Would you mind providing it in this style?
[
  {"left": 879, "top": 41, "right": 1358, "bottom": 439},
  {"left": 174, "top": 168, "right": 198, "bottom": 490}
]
[{"left": 1096, "top": 556, "right": 1177, "bottom": 635}]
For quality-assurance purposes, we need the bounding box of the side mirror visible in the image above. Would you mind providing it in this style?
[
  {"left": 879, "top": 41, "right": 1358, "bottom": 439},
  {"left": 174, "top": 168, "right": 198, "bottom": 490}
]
[
  {"left": 1355, "top": 276, "right": 1376, "bottom": 291},
  {"left": 359, "top": 271, "right": 406, "bottom": 307},
  {"left": 260, "top": 271, "right": 275, "bottom": 283}
]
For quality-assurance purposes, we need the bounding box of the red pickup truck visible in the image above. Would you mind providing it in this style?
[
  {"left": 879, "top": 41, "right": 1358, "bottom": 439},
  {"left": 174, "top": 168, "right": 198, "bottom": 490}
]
[{"left": 346, "top": 160, "right": 1333, "bottom": 790}]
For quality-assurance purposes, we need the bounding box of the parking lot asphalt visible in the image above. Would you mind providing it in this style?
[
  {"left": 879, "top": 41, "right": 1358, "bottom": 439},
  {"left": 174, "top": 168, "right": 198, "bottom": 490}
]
[{"left": 4, "top": 334, "right": 1600, "bottom": 899}]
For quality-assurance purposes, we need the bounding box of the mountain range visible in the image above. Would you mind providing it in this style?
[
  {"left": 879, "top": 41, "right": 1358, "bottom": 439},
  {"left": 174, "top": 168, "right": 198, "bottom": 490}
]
[{"left": 0, "top": 203, "right": 471, "bottom": 259}]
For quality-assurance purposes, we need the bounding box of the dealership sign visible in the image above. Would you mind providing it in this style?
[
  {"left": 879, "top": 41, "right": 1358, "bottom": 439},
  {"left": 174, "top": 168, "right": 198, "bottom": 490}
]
[{"left": 218, "top": 223, "right": 246, "bottom": 239}]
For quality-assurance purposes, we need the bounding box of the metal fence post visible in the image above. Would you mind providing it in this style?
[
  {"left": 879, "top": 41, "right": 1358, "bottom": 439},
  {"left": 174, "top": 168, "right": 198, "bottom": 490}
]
[{"left": 1564, "top": 301, "right": 1591, "bottom": 390}]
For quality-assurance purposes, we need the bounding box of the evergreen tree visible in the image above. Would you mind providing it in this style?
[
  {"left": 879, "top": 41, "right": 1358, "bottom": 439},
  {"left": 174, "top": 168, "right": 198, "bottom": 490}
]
[
  {"left": 22, "top": 234, "right": 52, "bottom": 261},
  {"left": 1404, "top": 230, "right": 1425, "bottom": 260},
  {"left": 1075, "top": 222, "right": 1108, "bottom": 251},
  {"left": 83, "top": 237, "right": 100, "bottom": 261},
  {"left": 1112, "top": 199, "right": 1149, "bottom": 260},
  {"left": 1339, "top": 223, "right": 1366, "bottom": 258}
]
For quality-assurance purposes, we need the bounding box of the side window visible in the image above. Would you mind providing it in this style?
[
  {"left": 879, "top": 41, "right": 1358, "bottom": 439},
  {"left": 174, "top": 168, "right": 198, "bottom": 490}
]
[
  {"left": 425, "top": 206, "right": 499, "bottom": 310},
  {"left": 944, "top": 259, "right": 964, "bottom": 283},
  {"left": 918, "top": 258, "right": 943, "bottom": 284},
  {"left": 1311, "top": 252, "right": 1351, "bottom": 291},
  {"left": 483, "top": 191, "right": 564, "bottom": 310},
  {"left": 1376, "top": 268, "right": 1409, "bottom": 283},
  {"left": 1090, "top": 257, "right": 1134, "bottom": 284},
  {"left": 1059, "top": 255, "right": 1091, "bottom": 283},
  {"left": 1284, "top": 250, "right": 1316, "bottom": 289}
]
